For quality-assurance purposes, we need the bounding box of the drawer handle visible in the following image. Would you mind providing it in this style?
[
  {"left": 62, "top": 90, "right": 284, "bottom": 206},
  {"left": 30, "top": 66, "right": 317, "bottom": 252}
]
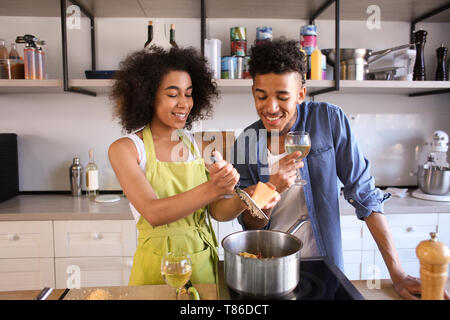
[
  {"left": 91, "top": 233, "right": 104, "bottom": 240},
  {"left": 406, "top": 226, "right": 417, "bottom": 232},
  {"left": 125, "top": 260, "right": 133, "bottom": 268},
  {"left": 8, "top": 234, "right": 20, "bottom": 241}
]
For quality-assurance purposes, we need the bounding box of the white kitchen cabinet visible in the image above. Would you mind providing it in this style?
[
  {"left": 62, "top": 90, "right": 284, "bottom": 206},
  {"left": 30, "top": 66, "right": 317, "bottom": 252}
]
[
  {"left": 0, "top": 221, "right": 53, "bottom": 258},
  {"left": 0, "top": 258, "right": 54, "bottom": 291},
  {"left": 55, "top": 256, "right": 133, "bottom": 289},
  {"left": 437, "top": 213, "right": 450, "bottom": 248},
  {"left": 341, "top": 213, "right": 441, "bottom": 280},
  {"left": 54, "top": 220, "right": 136, "bottom": 257},
  {"left": 216, "top": 219, "right": 243, "bottom": 260}
]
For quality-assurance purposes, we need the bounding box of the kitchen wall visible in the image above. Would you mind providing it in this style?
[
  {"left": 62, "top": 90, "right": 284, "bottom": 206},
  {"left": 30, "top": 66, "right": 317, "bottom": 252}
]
[{"left": 0, "top": 16, "right": 449, "bottom": 191}]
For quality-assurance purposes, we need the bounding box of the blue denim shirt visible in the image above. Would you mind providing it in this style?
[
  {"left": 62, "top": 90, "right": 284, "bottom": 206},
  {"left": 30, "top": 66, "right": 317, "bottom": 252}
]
[{"left": 231, "top": 101, "right": 390, "bottom": 271}]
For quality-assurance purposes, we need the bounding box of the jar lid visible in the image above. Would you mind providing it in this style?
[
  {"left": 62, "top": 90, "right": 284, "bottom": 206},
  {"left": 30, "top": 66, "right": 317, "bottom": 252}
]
[{"left": 416, "top": 232, "right": 450, "bottom": 265}]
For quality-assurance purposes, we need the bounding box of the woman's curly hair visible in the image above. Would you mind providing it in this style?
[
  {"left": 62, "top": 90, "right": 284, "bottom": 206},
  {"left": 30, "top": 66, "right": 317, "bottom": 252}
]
[
  {"left": 249, "top": 38, "right": 306, "bottom": 84},
  {"left": 111, "top": 46, "right": 219, "bottom": 132}
]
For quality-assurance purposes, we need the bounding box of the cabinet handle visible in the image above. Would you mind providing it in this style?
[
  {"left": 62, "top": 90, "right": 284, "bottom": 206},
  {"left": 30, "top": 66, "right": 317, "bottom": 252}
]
[
  {"left": 8, "top": 234, "right": 20, "bottom": 241},
  {"left": 91, "top": 233, "right": 103, "bottom": 240},
  {"left": 406, "top": 226, "right": 417, "bottom": 232},
  {"left": 125, "top": 260, "right": 133, "bottom": 268}
]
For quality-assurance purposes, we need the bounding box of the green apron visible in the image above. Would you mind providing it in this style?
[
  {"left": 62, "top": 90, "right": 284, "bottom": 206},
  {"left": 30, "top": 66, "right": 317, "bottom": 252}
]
[{"left": 128, "top": 125, "right": 219, "bottom": 286}]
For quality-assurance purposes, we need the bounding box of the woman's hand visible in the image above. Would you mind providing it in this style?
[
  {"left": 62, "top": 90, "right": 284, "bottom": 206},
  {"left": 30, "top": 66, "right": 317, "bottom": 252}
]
[
  {"left": 207, "top": 151, "right": 240, "bottom": 200},
  {"left": 269, "top": 151, "right": 304, "bottom": 193}
]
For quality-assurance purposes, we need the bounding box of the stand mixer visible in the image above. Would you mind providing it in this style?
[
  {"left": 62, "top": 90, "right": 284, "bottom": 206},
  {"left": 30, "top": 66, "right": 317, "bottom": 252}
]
[{"left": 412, "top": 131, "right": 450, "bottom": 201}]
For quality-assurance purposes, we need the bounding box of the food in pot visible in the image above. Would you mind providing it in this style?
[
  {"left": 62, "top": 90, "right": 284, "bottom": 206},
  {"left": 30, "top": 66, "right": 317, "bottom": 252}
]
[
  {"left": 251, "top": 182, "right": 279, "bottom": 210},
  {"left": 85, "top": 289, "right": 112, "bottom": 300},
  {"left": 239, "top": 251, "right": 263, "bottom": 259}
]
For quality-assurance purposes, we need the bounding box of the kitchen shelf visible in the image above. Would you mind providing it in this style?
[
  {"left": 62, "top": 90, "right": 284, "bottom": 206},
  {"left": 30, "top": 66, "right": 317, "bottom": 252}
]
[
  {"left": 1, "top": 0, "right": 449, "bottom": 21},
  {"left": 2, "top": 79, "right": 450, "bottom": 96},
  {"left": 0, "top": 79, "right": 63, "bottom": 93}
]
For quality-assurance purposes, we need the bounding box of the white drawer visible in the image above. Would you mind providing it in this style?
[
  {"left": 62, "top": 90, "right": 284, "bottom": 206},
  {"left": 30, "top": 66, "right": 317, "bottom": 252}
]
[
  {"left": 55, "top": 257, "right": 133, "bottom": 289},
  {"left": 0, "top": 221, "right": 53, "bottom": 258},
  {"left": 0, "top": 258, "right": 55, "bottom": 291},
  {"left": 54, "top": 220, "right": 136, "bottom": 257},
  {"left": 362, "top": 213, "right": 439, "bottom": 250}
]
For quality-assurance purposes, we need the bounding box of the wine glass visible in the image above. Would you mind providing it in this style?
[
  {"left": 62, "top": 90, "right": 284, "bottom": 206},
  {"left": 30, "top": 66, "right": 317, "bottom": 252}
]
[
  {"left": 285, "top": 131, "right": 311, "bottom": 186},
  {"left": 161, "top": 252, "right": 192, "bottom": 300}
]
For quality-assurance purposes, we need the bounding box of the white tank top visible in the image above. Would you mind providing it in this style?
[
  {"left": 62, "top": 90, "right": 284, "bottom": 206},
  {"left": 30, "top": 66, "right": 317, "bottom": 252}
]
[
  {"left": 267, "top": 150, "right": 320, "bottom": 258},
  {"left": 124, "top": 130, "right": 201, "bottom": 223}
]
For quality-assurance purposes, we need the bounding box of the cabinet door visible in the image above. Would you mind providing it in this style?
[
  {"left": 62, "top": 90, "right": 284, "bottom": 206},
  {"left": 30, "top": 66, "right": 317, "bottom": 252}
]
[
  {"left": 340, "top": 216, "right": 363, "bottom": 251},
  {"left": 342, "top": 251, "right": 362, "bottom": 280},
  {"left": 217, "top": 219, "right": 243, "bottom": 260},
  {"left": 55, "top": 257, "right": 134, "bottom": 289},
  {"left": 54, "top": 220, "right": 136, "bottom": 257},
  {"left": 0, "top": 221, "right": 53, "bottom": 258},
  {"left": 437, "top": 213, "right": 450, "bottom": 248},
  {"left": 374, "top": 249, "right": 420, "bottom": 278},
  {"left": 385, "top": 214, "right": 438, "bottom": 249},
  {"left": 0, "top": 258, "right": 55, "bottom": 291}
]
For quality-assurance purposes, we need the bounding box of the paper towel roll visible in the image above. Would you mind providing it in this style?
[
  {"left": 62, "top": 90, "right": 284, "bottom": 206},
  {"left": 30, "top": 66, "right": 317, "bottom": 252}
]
[{"left": 204, "top": 39, "right": 222, "bottom": 79}]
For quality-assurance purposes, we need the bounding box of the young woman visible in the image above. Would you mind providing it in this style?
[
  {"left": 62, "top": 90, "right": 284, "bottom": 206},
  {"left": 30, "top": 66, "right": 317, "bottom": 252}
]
[{"left": 109, "top": 46, "right": 276, "bottom": 286}]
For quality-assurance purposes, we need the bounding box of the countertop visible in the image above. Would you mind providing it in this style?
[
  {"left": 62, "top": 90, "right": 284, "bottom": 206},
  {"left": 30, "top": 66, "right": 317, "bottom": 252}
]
[{"left": 0, "top": 190, "right": 449, "bottom": 221}]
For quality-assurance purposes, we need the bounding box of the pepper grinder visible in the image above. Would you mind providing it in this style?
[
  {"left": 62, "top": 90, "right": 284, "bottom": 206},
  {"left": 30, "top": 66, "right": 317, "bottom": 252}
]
[
  {"left": 413, "top": 30, "right": 427, "bottom": 81},
  {"left": 435, "top": 44, "right": 448, "bottom": 81},
  {"left": 416, "top": 232, "right": 450, "bottom": 300}
]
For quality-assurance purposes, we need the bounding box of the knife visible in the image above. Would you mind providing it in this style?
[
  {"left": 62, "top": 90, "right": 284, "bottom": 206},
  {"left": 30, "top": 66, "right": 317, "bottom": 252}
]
[
  {"left": 184, "top": 280, "right": 200, "bottom": 300},
  {"left": 35, "top": 287, "right": 53, "bottom": 300}
]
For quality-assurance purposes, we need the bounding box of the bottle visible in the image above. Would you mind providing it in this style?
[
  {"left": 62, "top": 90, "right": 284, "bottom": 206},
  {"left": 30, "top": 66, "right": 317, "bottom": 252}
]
[
  {"left": 70, "top": 157, "right": 83, "bottom": 197},
  {"left": 310, "top": 47, "right": 322, "bottom": 80},
  {"left": 35, "top": 41, "right": 46, "bottom": 80},
  {"left": 85, "top": 149, "right": 99, "bottom": 198},
  {"left": 0, "top": 39, "right": 8, "bottom": 59},
  {"left": 9, "top": 43, "right": 20, "bottom": 59},
  {"left": 144, "top": 21, "right": 153, "bottom": 49},
  {"left": 170, "top": 24, "right": 178, "bottom": 48}
]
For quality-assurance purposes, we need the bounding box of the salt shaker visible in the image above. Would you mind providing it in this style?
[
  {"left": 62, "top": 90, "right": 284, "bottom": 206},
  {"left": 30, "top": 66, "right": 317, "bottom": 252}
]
[
  {"left": 416, "top": 232, "right": 450, "bottom": 300},
  {"left": 70, "top": 157, "right": 83, "bottom": 197}
]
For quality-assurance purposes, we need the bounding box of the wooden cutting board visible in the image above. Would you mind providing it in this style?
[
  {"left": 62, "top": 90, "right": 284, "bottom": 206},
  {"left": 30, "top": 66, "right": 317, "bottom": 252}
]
[{"left": 63, "top": 283, "right": 218, "bottom": 300}]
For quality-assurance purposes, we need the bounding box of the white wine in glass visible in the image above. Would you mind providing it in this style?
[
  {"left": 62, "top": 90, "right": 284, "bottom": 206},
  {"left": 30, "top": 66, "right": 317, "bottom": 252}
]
[
  {"left": 285, "top": 131, "right": 311, "bottom": 186},
  {"left": 161, "top": 252, "right": 192, "bottom": 300}
]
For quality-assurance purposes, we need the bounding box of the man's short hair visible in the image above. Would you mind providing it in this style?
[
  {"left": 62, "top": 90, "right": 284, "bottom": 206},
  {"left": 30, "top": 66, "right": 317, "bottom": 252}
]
[{"left": 249, "top": 38, "right": 307, "bottom": 84}]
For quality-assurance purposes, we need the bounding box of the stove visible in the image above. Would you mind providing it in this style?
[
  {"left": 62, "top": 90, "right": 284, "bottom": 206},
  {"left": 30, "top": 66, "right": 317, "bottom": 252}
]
[{"left": 218, "top": 257, "right": 364, "bottom": 300}]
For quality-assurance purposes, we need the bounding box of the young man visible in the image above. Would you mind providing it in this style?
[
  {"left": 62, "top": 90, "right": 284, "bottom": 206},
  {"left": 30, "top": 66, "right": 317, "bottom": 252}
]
[{"left": 231, "top": 38, "right": 440, "bottom": 300}]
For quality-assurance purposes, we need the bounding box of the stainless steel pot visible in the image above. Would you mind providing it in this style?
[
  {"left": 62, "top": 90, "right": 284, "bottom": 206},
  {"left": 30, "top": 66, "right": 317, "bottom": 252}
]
[
  {"left": 222, "top": 215, "right": 308, "bottom": 297},
  {"left": 418, "top": 165, "right": 450, "bottom": 195},
  {"left": 322, "top": 44, "right": 412, "bottom": 80}
]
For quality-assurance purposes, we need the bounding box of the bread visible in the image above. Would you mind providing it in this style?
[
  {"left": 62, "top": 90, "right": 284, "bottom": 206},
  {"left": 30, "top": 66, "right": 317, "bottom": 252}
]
[{"left": 251, "top": 182, "right": 279, "bottom": 208}]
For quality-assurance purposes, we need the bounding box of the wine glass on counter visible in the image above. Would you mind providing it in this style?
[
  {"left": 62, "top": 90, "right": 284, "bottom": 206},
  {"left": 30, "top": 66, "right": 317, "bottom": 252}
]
[
  {"left": 285, "top": 131, "right": 311, "bottom": 186},
  {"left": 161, "top": 252, "right": 192, "bottom": 300}
]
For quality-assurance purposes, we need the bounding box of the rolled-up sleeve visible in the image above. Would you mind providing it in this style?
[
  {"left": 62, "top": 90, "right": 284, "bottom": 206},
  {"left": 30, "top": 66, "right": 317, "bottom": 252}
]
[{"left": 330, "top": 106, "right": 391, "bottom": 220}]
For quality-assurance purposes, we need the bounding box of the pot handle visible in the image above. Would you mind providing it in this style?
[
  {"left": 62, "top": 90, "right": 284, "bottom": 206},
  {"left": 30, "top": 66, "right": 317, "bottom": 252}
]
[
  {"left": 368, "top": 44, "right": 413, "bottom": 65},
  {"left": 287, "top": 215, "right": 309, "bottom": 235}
]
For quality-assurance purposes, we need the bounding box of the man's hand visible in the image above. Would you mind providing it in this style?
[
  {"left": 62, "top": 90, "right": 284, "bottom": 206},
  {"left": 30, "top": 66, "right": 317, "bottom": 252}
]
[
  {"left": 268, "top": 151, "right": 304, "bottom": 193},
  {"left": 393, "top": 274, "right": 450, "bottom": 300}
]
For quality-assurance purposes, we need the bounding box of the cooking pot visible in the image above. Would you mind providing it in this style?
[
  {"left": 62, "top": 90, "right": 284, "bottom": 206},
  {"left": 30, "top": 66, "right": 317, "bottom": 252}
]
[
  {"left": 222, "top": 215, "right": 308, "bottom": 297},
  {"left": 322, "top": 44, "right": 412, "bottom": 80},
  {"left": 417, "top": 165, "right": 450, "bottom": 195}
]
